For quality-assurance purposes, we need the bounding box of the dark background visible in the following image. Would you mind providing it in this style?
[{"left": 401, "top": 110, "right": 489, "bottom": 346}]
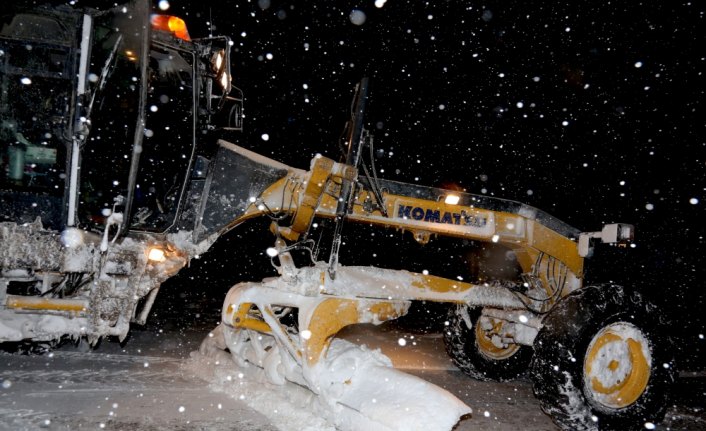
[{"left": 150, "top": 1, "right": 704, "bottom": 366}]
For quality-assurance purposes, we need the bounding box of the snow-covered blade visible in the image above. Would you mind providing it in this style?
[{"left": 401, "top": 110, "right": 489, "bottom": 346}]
[
  {"left": 199, "top": 262, "right": 481, "bottom": 431},
  {"left": 311, "top": 339, "right": 471, "bottom": 431},
  {"left": 202, "top": 324, "right": 470, "bottom": 431}
]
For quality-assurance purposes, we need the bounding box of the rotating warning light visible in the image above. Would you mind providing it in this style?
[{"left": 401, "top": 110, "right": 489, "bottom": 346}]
[{"left": 150, "top": 14, "right": 191, "bottom": 41}]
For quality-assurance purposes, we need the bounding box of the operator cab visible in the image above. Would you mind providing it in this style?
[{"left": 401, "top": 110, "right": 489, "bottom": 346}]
[{"left": 0, "top": 0, "right": 241, "bottom": 236}]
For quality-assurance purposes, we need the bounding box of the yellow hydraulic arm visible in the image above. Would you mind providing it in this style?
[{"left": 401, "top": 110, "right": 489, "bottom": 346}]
[{"left": 207, "top": 140, "right": 586, "bottom": 303}]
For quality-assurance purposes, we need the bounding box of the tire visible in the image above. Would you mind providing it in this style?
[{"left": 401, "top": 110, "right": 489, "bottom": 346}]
[
  {"left": 0, "top": 339, "right": 61, "bottom": 355},
  {"left": 443, "top": 304, "right": 533, "bottom": 381},
  {"left": 530, "top": 284, "right": 676, "bottom": 431}
]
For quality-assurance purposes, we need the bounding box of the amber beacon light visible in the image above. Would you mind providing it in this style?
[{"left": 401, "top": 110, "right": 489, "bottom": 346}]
[{"left": 150, "top": 14, "right": 191, "bottom": 41}]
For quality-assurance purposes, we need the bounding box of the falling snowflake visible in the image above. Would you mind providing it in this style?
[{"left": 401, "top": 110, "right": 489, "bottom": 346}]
[{"left": 349, "top": 10, "right": 366, "bottom": 26}]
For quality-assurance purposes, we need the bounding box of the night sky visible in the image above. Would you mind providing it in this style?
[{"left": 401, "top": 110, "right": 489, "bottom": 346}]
[{"left": 156, "top": 1, "right": 704, "bottom": 357}]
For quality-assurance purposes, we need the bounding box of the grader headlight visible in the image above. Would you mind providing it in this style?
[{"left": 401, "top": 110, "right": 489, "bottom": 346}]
[
  {"left": 147, "top": 246, "right": 167, "bottom": 263},
  {"left": 210, "top": 49, "right": 231, "bottom": 92},
  {"left": 578, "top": 223, "right": 635, "bottom": 257},
  {"left": 212, "top": 50, "right": 224, "bottom": 71},
  {"left": 603, "top": 223, "right": 634, "bottom": 243},
  {"left": 219, "top": 71, "right": 230, "bottom": 90}
]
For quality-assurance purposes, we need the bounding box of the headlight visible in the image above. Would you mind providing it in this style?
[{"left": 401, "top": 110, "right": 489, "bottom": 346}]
[
  {"left": 215, "top": 52, "right": 224, "bottom": 70},
  {"left": 212, "top": 50, "right": 224, "bottom": 72},
  {"left": 219, "top": 71, "right": 230, "bottom": 90},
  {"left": 210, "top": 49, "right": 231, "bottom": 92},
  {"left": 147, "top": 247, "right": 167, "bottom": 263}
]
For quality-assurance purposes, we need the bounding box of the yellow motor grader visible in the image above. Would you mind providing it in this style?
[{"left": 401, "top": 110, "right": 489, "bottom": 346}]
[{"left": 0, "top": 2, "right": 674, "bottom": 430}]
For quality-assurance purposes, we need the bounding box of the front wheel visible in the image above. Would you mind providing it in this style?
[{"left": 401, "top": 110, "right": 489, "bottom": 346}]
[
  {"left": 444, "top": 305, "right": 533, "bottom": 381},
  {"left": 530, "top": 285, "right": 676, "bottom": 430}
]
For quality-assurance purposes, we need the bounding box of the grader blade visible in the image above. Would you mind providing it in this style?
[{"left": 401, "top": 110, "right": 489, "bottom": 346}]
[
  {"left": 305, "top": 338, "right": 470, "bottom": 431},
  {"left": 200, "top": 276, "right": 471, "bottom": 431}
]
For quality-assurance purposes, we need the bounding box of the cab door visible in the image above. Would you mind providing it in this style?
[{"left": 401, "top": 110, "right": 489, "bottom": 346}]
[{"left": 0, "top": 4, "right": 80, "bottom": 230}]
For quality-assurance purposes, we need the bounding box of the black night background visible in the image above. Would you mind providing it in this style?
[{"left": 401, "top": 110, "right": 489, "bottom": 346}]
[{"left": 147, "top": 0, "right": 705, "bottom": 367}]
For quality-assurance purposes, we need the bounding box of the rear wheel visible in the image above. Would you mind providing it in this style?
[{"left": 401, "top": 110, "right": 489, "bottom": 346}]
[
  {"left": 443, "top": 305, "right": 533, "bottom": 381},
  {"left": 530, "top": 285, "right": 675, "bottom": 430}
]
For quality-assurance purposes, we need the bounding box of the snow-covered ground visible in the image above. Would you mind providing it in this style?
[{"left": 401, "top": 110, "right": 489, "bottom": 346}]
[{"left": 0, "top": 318, "right": 703, "bottom": 431}]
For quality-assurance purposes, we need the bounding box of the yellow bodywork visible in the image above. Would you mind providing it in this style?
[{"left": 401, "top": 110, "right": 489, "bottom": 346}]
[
  {"left": 229, "top": 142, "right": 584, "bottom": 298},
  {"left": 225, "top": 291, "right": 410, "bottom": 366},
  {"left": 213, "top": 140, "right": 586, "bottom": 370},
  {"left": 6, "top": 295, "right": 88, "bottom": 315},
  {"left": 303, "top": 299, "right": 408, "bottom": 364}
]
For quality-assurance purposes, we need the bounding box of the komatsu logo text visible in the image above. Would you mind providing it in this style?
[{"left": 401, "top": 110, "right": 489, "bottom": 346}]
[{"left": 396, "top": 205, "right": 488, "bottom": 228}]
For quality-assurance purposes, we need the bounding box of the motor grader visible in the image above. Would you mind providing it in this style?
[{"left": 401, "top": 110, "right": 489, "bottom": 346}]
[{"left": 0, "top": 1, "right": 675, "bottom": 430}]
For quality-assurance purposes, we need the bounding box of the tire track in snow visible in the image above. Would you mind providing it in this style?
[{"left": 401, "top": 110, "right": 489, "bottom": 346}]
[{"left": 1, "top": 351, "right": 190, "bottom": 388}]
